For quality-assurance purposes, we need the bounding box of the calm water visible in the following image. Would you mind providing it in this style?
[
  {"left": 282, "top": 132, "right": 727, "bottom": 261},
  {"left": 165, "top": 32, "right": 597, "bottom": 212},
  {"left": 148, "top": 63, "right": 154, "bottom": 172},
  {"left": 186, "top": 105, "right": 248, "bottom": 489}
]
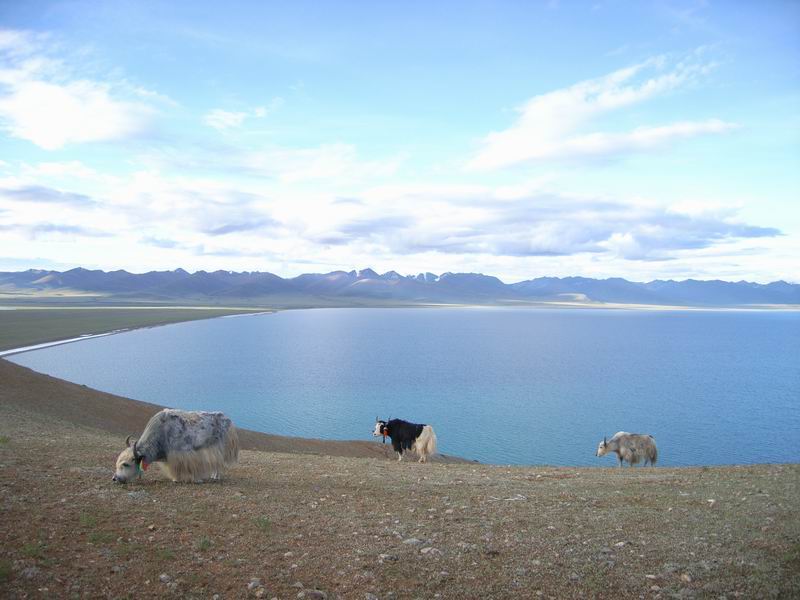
[{"left": 9, "top": 308, "right": 800, "bottom": 466}]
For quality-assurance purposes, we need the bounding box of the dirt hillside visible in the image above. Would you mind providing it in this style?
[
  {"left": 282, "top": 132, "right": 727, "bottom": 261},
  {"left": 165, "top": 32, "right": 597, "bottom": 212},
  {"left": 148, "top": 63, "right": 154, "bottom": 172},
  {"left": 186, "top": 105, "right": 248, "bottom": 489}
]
[{"left": 1, "top": 360, "right": 799, "bottom": 599}]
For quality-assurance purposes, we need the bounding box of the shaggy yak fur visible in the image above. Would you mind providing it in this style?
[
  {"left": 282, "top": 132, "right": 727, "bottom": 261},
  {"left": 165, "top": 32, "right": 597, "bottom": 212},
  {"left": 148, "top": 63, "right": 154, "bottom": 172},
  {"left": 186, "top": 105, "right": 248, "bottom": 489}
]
[
  {"left": 374, "top": 418, "right": 437, "bottom": 463},
  {"left": 596, "top": 431, "right": 658, "bottom": 467},
  {"left": 113, "top": 409, "right": 239, "bottom": 483}
]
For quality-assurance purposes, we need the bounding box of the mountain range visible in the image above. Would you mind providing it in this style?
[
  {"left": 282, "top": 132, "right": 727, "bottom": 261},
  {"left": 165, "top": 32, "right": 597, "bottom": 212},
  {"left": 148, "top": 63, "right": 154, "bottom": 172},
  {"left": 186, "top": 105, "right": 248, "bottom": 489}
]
[{"left": 1, "top": 267, "right": 798, "bottom": 307}]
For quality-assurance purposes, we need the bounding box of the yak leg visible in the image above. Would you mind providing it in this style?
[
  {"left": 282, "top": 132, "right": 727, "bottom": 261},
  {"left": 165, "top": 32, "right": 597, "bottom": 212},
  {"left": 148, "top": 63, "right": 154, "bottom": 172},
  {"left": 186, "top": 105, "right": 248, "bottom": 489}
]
[{"left": 397, "top": 451, "right": 403, "bottom": 462}]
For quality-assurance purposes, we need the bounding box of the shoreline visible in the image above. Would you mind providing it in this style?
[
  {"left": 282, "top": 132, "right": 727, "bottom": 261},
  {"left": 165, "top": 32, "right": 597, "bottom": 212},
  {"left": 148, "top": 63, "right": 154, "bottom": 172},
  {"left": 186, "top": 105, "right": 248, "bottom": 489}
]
[
  {"left": 0, "top": 330, "right": 123, "bottom": 358},
  {"left": 0, "top": 310, "right": 275, "bottom": 357}
]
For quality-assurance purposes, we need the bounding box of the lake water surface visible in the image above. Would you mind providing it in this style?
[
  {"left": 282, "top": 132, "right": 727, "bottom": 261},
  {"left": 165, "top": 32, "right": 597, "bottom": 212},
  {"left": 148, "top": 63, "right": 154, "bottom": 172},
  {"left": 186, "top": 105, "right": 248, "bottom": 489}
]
[{"left": 9, "top": 308, "right": 800, "bottom": 466}]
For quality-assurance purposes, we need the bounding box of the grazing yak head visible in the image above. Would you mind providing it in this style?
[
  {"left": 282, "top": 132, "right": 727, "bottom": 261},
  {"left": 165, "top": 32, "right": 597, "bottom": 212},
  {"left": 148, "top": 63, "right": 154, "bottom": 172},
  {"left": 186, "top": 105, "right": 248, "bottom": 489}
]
[
  {"left": 112, "top": 435, "right": 143, "bottom": 484},
  {"left": 373, "top": 418, "right": 389, "bottom": 443},
  {"left": 595, "top": 436, "right": 609, "bottom": 457}
]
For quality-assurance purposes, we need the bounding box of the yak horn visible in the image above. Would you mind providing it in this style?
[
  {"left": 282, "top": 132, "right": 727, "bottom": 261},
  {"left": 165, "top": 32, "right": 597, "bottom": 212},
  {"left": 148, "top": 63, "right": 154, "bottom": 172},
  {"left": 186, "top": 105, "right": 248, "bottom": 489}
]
[
  {"left": 603, "top": 436, "right": 607, "bottom": 445},
  {"left": 125, "top": 435, "right": 133, "bottom": 447}
]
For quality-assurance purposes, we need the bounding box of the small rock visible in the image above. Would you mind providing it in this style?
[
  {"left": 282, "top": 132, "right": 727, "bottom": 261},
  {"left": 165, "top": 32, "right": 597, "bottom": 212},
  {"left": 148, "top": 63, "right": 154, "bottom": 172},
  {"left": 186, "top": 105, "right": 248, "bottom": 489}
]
[
  {"left": 166, "top": 582, "right": 178, "bottom": 591},
  {"left": 403, "top": 538, "right": 423, "bottom": 545},
  {"left": 21, "top": 566, "right": 41, "bottom": 579},
  {"left": 707, "top": 499, "right": 716, "bottom": 507},
  {"left": 651, "top": 585, "right": 661, "bottom": 591},
  {"left": 255, "top": 589, "right": 267, "bottom": 598},
  {"left": 681, "top": 573, "right": 693, "bottom": 583},
  {"left": 159, "top": 573, "right": 172, "bottom": 584},
  {"left": 569, "top": 572, "right": 581, "bottom": 582},
  {"left": 645, "top": 574, "right": 657, "bottom": 580},
  {"left": 291, "top": 582, "right": 304, "bottom": 589},
  {"left": 379, "top": 553, "right": 398, "bottom": 562},
  {"left": 444, "top": 509, "right": 454, "bottom": 514},
  {"left": 613, "top": 541, "right": 626, "bottom": 548},
  {"left": 111, "top": 565, "right": 123, "bottom": 574},
  {"left": 420, "top": 547, "right": 441, "bottom": 555},
  {"left": 212, "top": 595, "right": 220, "bottom": 600},
  {"left": 148, "top": 524, "right": 156, "bottom": 531},
  {"left": 248, "top": 578, "right": 263, "bottom": 590},
  {"left": 284, "top": 551, "right": 294, "bottom": 557},
  {"left": 663, "top": 563, "right": 680, "bottom": 574},
  {"left": 298, "top": 591, "right": 327, "bottom": 600},
  {"left": 365, "top": 594, "right": 379, "bottom": 600}
]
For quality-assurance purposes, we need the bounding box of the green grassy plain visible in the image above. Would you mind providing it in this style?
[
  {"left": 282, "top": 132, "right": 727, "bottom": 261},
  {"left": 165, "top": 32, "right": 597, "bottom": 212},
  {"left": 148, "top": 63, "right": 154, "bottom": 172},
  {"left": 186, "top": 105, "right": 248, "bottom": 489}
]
[{"left": 0, "top": 307, "right": 267, "bottom": 352}]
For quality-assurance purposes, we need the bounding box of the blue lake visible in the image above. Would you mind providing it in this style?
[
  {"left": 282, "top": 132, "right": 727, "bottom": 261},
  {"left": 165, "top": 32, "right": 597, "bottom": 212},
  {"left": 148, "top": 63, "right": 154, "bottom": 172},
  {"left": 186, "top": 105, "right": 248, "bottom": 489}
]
[{"left": 8, "top": 307, "right": 800, "bottom": 466}]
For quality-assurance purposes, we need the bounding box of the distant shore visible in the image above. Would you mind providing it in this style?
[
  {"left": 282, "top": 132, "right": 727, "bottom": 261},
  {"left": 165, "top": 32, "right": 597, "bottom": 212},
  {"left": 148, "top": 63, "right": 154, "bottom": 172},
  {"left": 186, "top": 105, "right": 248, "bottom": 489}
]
[
  {"left": 0, "top": 306, "right": 271, "bottom": 353},
  {"left": 3, "top": 300, "right": 798, "bottom": 354}
]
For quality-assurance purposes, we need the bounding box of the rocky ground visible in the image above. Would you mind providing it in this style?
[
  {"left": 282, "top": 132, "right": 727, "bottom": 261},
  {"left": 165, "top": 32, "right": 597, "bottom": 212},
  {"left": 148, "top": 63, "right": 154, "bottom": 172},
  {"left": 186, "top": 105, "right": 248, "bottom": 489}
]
[{"left": 1, "top": 360, "right": 799, "bottom": 599}]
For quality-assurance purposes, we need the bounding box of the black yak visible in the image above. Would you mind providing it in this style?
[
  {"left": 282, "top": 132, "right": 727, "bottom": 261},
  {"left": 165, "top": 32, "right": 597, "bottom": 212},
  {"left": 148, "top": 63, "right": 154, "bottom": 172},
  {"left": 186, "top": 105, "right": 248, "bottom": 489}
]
[{"left": 373, "top": 418, "right": 437, "bottom": 463}]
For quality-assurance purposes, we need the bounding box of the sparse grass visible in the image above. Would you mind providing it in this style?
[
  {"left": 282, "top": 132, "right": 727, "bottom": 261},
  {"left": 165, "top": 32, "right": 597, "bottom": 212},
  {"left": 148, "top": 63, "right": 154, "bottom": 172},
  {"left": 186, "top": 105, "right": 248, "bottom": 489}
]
[
  {"left": 116, "top": 542, "right": 144, "bottom": 559},
  {"left": 0, "top": 559, "right": 11, "bottom": 582},
  {"left": 785, "top": 540, "right": 800, "bottom": 571},
  {"left": 87, "top": 531, "right": 115, "bottom": 544},
  {"left": 156, "top": 548, "right": 176, "bottom": 561},
  {"left": 196, "top": 536, "right": 212, "bottom": 551},
  {"left": 254, "top": 516, "right": 271, "bottom": 533},
  {"left": 79, "top": 512, "right": 97, "bottom": 527},
  {"left": 22, "top": 541, "right": 46, "bottom": 559},
  {"left": 0, "top": 435, "right": 9, "bottom": 445}
]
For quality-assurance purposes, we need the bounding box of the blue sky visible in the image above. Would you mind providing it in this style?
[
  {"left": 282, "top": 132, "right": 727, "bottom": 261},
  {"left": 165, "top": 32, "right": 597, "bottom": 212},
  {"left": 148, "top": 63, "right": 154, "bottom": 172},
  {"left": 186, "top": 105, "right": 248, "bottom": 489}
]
[{"left": 0, "top": 0, "right": 798, "bottom": 282}]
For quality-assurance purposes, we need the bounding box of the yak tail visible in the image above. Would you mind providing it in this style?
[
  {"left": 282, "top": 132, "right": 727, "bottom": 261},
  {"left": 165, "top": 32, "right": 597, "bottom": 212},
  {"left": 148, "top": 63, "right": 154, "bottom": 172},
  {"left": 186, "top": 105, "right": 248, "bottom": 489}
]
[
  {"left": 414, "top": 425, "right": 438, "bottom": 463},
  {"left": 225, "top": 425, "right": 240, "bottom": 465},
  {"left": 647, "top": 435, "right": 658, "bottom": 467},
  {"left": 161, "top": 425, "right": 240, "bottom": 483}
]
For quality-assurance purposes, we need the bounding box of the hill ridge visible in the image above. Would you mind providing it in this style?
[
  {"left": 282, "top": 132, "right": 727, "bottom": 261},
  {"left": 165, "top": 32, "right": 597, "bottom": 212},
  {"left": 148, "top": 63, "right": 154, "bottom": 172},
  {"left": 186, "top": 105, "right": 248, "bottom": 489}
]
[{"left": 1, "top": 267, "right": 799, "bottom": 306}]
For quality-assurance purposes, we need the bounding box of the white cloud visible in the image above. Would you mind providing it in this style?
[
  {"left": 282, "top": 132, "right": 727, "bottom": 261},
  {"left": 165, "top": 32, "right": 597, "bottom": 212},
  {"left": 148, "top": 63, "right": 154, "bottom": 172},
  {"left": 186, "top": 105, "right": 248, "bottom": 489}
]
[
  {"left": 243, "top": 143, "right": 402, "bottom": 183},
  {"left": 310, "top": 184, "right": 780, "bottom": 263},
  {"left": 0, "top": 29, "right": 156, "bottom": 150},
  {"left": 0, "top": 80, "right": 152, "bottom": 150},
  {"left": 205, "top": 98, "right": 283, "bottom": 130},
  {"left": 204, "top": 108, "right": 248, "bottom": 131},
  {"left": 468, "top": 55, "right": 734, "bottom": 169}
]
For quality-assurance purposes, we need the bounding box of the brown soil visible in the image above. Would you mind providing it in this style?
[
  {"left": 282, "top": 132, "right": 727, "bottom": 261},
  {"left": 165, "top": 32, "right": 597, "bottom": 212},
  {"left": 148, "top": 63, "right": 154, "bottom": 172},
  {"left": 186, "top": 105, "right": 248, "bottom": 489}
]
[{"left": 1, "top": 359, "right": 799, "bottom": 599}]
